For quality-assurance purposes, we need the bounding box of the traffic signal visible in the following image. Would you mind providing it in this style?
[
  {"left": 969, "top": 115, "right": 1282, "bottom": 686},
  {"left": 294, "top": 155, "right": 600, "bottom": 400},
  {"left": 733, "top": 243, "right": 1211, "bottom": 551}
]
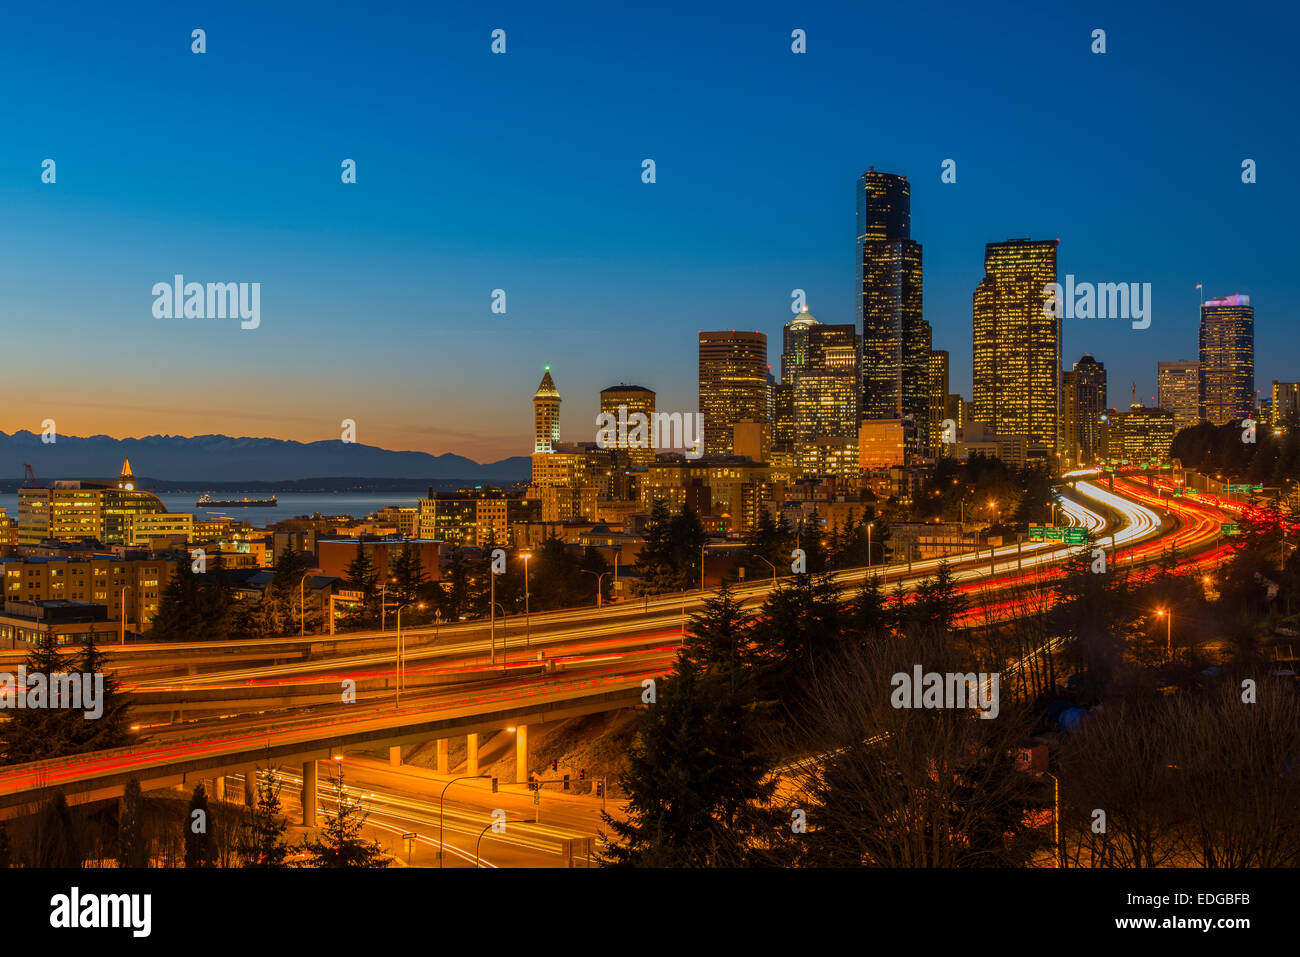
[
  {"left": 594, "top": 781, "right": 604, "bottom": 798},
  {"left": 490, "top": 777, "right": 498, "bottom": 793},
  {"left": 551, "top": 758, "right": 558, "bottom": 771},
  {"left": 563, "top": 774, "right": 570, "bottom": 791},
  {"left": 529, "top": 780, "right": 539, "bottom": 792},
  {"left": 579, "top": 768, "right": 585, "bottom": 781}
]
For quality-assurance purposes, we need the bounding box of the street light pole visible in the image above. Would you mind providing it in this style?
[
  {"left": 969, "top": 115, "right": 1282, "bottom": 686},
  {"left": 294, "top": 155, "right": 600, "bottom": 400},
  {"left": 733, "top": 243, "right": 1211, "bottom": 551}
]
[
  {"left": 300, "top": 574, "right": 307, "bottom": 637},
  {"left": 521, "top": 553, "right": 532, "bottom": 650},
  {"left": 438, "top": 774, "right": 493, "bottom": 867},
  {"left": 394, "top": 600, "right": 424, "bottom": 707},
  {"left": 756, "top": 555, "right": 777, "bottom": 588},
  {"left": 489, "top": 564, "right": 496, "bottom": 666},
  {"left": 119, "top": 584, "right": 131, "bottom": 645},
  {"left": 867, "top": 522, "right": 873, "bottom": 568}
]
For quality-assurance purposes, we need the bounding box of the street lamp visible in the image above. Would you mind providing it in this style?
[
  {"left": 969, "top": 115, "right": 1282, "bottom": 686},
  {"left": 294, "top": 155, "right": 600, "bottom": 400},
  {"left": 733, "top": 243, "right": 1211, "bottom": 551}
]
[
  {"left": 756, "top": 555, "right": 777, "bottom": 588},
  {"left": 119, "top": 584, "right": 131, "bottom": 645},
  {"left": 300, "top": 574, "right": 309, "bottom": 637},
  {"left": 438, "top": 774, "right": 496, "bottom": 867},
  {"left": 475, "top": 817, "right": 523, "bottom": 867},
  {"left": 1156, "top": 608, "right": 1171, "bottom": 660},
  {"left": 380, "top": 577, "right": 396, "bottom": 632},
  {"left": 867, "top": 522, "right": 874, "bottom": 568},
  {"left": 580, "top": 569, "right": 610, "bottom": 608},
  {"left": 395, "top": 600, "right": 424, "bottom": 706},
  {"left": 520, "top": 552, "right": 532, "bottom": 649}
]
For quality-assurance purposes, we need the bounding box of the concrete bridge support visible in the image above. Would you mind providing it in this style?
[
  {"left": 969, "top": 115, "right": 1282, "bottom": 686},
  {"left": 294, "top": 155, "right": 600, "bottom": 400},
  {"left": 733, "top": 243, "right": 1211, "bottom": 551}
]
[
  {"left": 515, "top": 724, "right": 528, "bottom": 785},
  {"left": 466, "top": 733, "right": 479, "bottom": 776},
  {"left": 436, "top": 739, "right": 449, "bottom": 775},
  {"left": 389, "top": 746, "right": 401, "bottom": 768}
]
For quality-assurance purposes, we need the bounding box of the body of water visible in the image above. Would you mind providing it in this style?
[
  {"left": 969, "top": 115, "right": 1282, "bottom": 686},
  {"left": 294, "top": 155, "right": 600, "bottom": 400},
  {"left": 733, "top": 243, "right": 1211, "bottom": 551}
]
[{"left": 3, "top": 492, "right": 423, "bottom": 529}]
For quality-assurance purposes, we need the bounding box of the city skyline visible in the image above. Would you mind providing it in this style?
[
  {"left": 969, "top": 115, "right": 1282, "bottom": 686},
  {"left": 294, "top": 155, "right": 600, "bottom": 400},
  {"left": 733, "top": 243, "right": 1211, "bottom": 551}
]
[{"left": 1, "top": 1, "right": 1295, "bottom": 462}]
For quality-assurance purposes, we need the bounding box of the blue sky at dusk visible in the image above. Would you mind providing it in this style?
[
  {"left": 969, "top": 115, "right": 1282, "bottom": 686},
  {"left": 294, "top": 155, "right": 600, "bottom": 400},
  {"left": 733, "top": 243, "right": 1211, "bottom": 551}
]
[{"left": 1, "top": 0, "right": 1295, "bottom": 463}]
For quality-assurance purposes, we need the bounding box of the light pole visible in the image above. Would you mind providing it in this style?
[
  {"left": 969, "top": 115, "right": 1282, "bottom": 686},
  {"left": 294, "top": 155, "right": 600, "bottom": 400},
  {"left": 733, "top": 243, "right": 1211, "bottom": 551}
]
[
  {"left": 756, "top": 555, "right": 777, "bottom": 588},
  {"left": 395, "top": 600, "right": 424, "bottom": 706},
  {"left": 489, "top": 558, "right": 496, "bottom": 665},
  {"left": 380, "top": 577, "right": 396, "bottom": 632},
  {"left": 1043, "top": 770, "right": 1063, "bottom": 868},
  {"left": 300, "top": 574, "right": 308, "bottom": 637},
  {"left": 867, "top": 522, "right": 874, "bottom": 568},
  {"left": 580, "top": 569, "right": 610, "bottom": 608},
  {"left": 521, "top": 552, "right": 532, "bottom": 649},
  {"left": 119, "top": 584, "right": 131, "bottom": 645},
  {"left": 475, "top": 816, "right": 522, "bottom": 867},
  {"left": 438, "top": 774, "right": 495, "bottom": 867},
  {"left": 1157, "top": 608, "right": 1171, "bottom": 660}
]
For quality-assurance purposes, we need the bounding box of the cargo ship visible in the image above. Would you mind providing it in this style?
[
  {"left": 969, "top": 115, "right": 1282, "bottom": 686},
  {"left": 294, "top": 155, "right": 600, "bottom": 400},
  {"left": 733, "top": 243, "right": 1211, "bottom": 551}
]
[{"left": 195, "top": 493, "right": 278, "bottom": 507}]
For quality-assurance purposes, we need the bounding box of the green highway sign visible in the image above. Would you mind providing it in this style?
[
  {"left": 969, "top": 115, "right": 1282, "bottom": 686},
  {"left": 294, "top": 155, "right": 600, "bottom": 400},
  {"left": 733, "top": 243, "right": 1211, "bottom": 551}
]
[
  {"left": 1221, "top": 523, "right": 1241, "bottom": 535},
  {"left": 1063, "top": 528, "right": 1088, "bottom": 544}
]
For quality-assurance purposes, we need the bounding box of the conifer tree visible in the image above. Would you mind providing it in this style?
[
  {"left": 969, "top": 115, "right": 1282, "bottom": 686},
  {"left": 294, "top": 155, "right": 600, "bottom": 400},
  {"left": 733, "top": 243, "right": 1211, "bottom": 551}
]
[
  {"left": 184, "top": 782, "right": 215, "bottom": 868},
  {"left": 299, "top": 770, "right": 390, "bottom": 868},
  {"left": 116, "top": 777, "right": 148, "bottom": 868}
]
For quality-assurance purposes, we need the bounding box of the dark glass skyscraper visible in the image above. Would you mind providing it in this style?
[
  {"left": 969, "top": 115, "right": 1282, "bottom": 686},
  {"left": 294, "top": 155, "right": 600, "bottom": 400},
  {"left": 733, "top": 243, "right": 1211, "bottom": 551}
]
[
  {"left": 857, "top": 169, "right": 928, "bottom": 460},
  {"left": 1198, "top": 294, "right": 1255, "bottom": 426},
  {"left": 1062, "top": 354, "right": 1107, "bottom": 466}
]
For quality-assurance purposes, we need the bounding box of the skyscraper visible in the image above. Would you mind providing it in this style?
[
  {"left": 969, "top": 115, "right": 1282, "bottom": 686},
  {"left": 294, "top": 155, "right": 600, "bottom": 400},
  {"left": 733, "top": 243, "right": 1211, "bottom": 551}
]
[
  {"left": 782, "top": 306, "right": 821, "bottom": 381},
  {"left": 793, "top": 323, "right": 859, "bottom": 477},
  {"left": 533, "top": 366, "right": 561, "bottom": 453},
  {"left": 600, "top": 384, "right": 656, "bottom": 468},
  {"left": 857, "top": 169, "right": 928, "bottom": 459},
  {"left": 1061, "top": 354, "right": 1107, "bottom": 466},
  {"left": 1157, "top": 360, "right": 1200, "bottom": 434},
  {"left": 972, "top": 239, "right": 1060, "bottom": 459},
  {"left": 699, "top": 330, "right": 768, "bottom": 457},
  {"left": 1199, "top": 294, "right": 1255, "bottom": 425},
  {"left": 927, "top": 349, "right": 949, "bottom": 455},
  {"left": 1273, "top": 381, "right": 1300, "bottom": 430}
]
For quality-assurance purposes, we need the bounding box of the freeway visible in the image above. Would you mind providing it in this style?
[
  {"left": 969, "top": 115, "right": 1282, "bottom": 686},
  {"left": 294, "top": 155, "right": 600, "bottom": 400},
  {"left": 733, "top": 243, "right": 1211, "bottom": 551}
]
[{"left": 0, "top": 476, "right": 1233, "bottom": 812}]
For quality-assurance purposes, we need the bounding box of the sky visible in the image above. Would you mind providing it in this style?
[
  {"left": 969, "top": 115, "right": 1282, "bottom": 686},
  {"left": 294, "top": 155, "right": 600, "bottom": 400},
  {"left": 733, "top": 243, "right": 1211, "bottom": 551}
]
[{"left": 1, "top": 0, "right": 1296, "bottom": 465}]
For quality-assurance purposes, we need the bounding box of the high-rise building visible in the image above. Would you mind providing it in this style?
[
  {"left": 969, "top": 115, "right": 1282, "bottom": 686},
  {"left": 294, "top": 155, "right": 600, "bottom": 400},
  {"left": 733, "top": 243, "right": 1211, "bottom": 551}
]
[
  {"left": 600, "top": 384, "right": 656, "bottom": 469},
  {"left": 857, "top": 169, "right": 928, "bottom": 459},
  {"left": 972, "top": 239, "right": 1060, "bottom": 460},
  {"left": 782, "top": 307, "right": 820, "bottom": 381},
  {"left": 1060, "top": 354, "right": 1107, "bottom": 467},
  {"left": 699, "top": 330, "right": 768, "bottom": 457},
  {"left": 1199, "top": 294, "right": 1254, "bottom": 426},
  {"left": 927, "top": 349, "right": 949, "bottom": 456},
  {"left": 1157, "top": 360, "right": 1200, "bottom": 434},
  {"left": 793, "top": 323, "right": 859, "bottom": 477},
  {"left": 1273, "top": 381, "right": 1300, "bottom": 430},
  {"left": 1100, "top": 403, "right": 1176, "bottom": 465},
  {"left": 533, "top": 366, "right": 561, "bottom": 453}
]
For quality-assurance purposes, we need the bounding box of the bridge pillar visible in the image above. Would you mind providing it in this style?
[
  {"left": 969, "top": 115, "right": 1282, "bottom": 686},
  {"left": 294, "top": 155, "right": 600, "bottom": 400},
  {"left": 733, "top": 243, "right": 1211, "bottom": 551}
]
[
  {"left": 466, "top": 733, "right": 479, "bottom": 776},
  {"left": 389, "top": 746, "right": 401, "bottom": 768},
  {"left": 244, "top": 767, "right": 259, "bottom": 804},
  {"left": 213, "top": 775, "right": 225, "bottom": 803},
  {"left": 515, "top": 724, "right": 528, "bottom": 784},
  {"left": 302, "top": 760, "right": 318, "bottom": 827},
  {"left": 436, "top": 739, "right": 450, "bottom": 775}
]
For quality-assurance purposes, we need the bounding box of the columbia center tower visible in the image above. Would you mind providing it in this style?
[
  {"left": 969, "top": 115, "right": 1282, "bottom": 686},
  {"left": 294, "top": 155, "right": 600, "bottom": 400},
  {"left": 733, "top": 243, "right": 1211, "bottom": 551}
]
[{"left": 857, "top": 170, "right": 930, "bottom": 461}]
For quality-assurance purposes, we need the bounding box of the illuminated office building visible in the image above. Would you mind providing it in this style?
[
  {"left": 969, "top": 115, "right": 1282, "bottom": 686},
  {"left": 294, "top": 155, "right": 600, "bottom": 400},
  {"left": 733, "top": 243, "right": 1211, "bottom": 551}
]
[
  {"left": 857, "top": 169, "right": 928, "bottom": 459},
  {"left": 17, "top": 459, "right": 167, "bottom": 546},
  {"left": 972, "top": 239, "right": 1060, "bottom": 459},
  {"left": 927, "top": 349, "right": 949, "bottom": 455},
  {"left": 600, "top": 384, "right": 657, "bottom": 468},
  {"left": 793, "top": 323, "right": 859, "bottom": 477},
  {"left": 1198, "top": 295, "right": 1254, "bottom": 425},
  {"left": 1060, "top": 354, "right": 1107, "bottom": 467},
  {"left": 699, "top": 330, "right": 768, "bottom": 457},
  {"left": 1273, "top": 381, "right": 1300, "bottom": 430},
  {"left": 1157, "top": 360, "right": 1200, "bottom": 434}
]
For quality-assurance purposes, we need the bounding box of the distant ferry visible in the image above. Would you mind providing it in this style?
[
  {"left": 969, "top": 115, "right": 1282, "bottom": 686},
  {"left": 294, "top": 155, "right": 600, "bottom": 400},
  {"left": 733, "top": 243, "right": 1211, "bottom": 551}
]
[{"left": 196, "top": 493, "right": 278, "bottom": 507}]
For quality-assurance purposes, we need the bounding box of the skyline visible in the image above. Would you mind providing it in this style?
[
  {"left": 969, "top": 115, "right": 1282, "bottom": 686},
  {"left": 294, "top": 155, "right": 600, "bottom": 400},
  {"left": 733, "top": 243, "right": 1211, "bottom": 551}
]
[{"left": 2, "top": 0, "right": 1296, "bottom": 462}]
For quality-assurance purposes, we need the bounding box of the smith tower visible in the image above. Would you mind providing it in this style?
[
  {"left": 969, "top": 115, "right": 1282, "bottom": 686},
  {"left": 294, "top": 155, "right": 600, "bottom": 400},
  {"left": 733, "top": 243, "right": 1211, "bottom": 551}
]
[
  {"left": 857, "top": 169, "right": 927, "bottom": 459},
  {"left": 533, "top": 366, "right": 561, "bottom": 453}
]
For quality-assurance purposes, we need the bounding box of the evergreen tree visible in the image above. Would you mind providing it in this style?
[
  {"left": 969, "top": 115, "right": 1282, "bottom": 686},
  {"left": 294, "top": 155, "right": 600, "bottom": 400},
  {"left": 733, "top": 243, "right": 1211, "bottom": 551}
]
[
  {"left": 299, "top": 770, "right": 390, "bottom": 868},
  {"left": 679, "top": 582, "right": 757, "bottom": 677},
  {"left": 184, "top": 782, "right": 215, "bottom": 868},
  {"left": 69, "top": 633, "right": 134, "bottom": 753},
  {"left": 750, "top": 573, "right": 843, "bottom": 699},
  {"left": 240, "top": 770, "right": 291, "bottom": 868},
  {"left": 116, "top": 777, "right": 148, "bottom": 868},
  {"left": 342, "top": 546, "right": 379, "bottom": 628},
  {"left": 2, "top": 630, "right": 77, "bottom": 764},
  {"left": 36, "top": 792, "right": 82, "bottom": 868},
  {"left": 634, "top": 499, "right": 678, "bottom": 594},
  {"left": 600, "top": 655, "right": 779, "bottom": 867}
]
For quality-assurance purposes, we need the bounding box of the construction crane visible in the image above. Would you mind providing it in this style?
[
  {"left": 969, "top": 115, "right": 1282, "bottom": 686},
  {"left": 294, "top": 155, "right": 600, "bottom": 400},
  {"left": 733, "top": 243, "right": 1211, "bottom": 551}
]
[{"left": 22, "top": 463, "right": 37, "bottom": 487}]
